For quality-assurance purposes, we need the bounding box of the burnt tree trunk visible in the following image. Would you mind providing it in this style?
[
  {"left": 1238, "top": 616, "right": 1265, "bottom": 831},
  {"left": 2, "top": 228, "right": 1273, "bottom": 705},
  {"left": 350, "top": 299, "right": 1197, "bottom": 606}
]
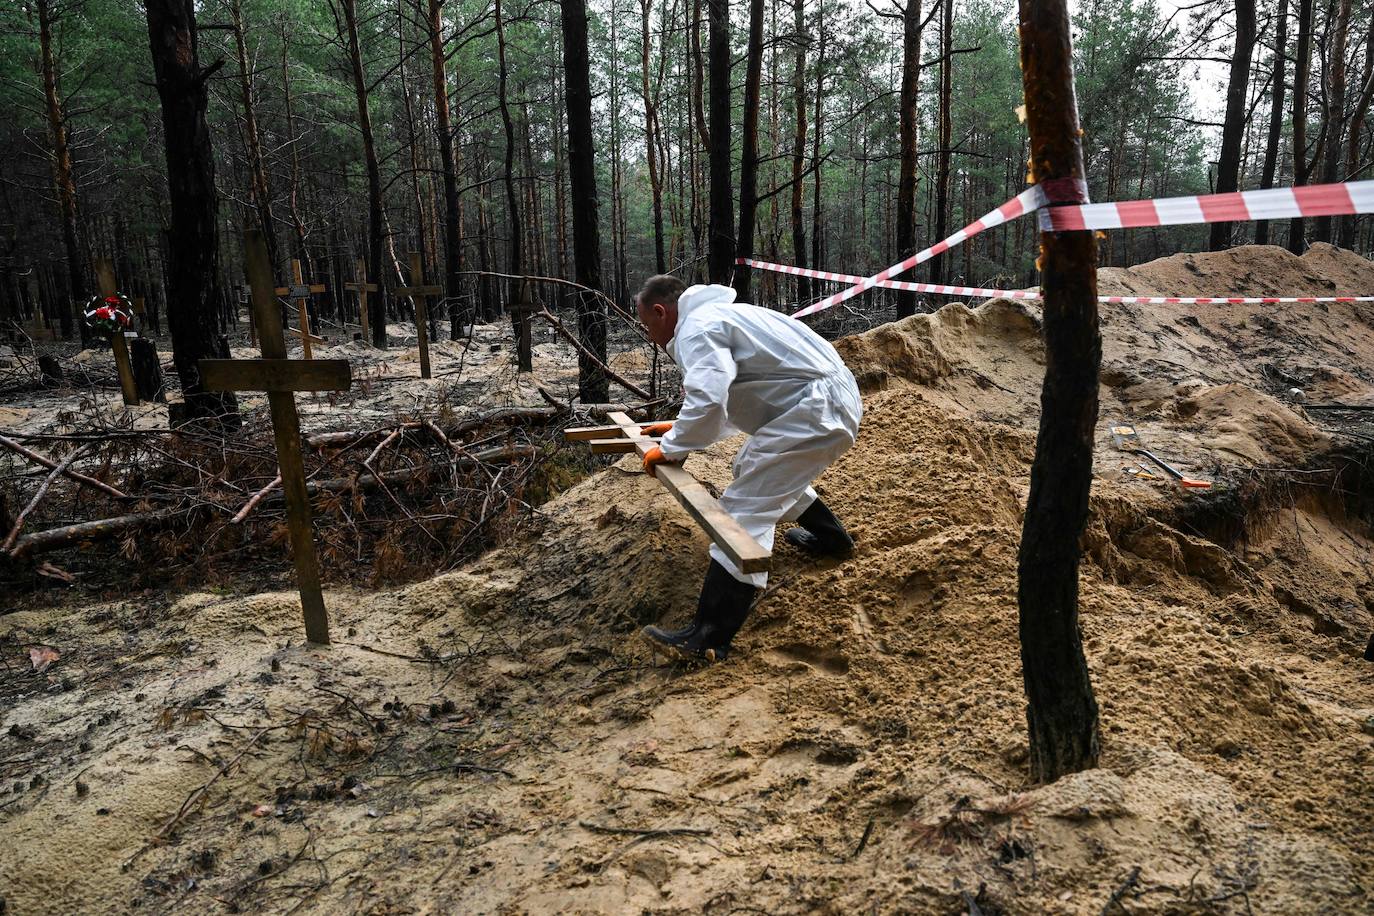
[
  {"left": 707, "top": 0, "right": 734, "bottom": 283},
  {"left": 1255, "top": 0, "right": 1288, "bottom": 246},
  {"left": 733, "top": 0, "right": 765, "bottom": 300},
  {"left": 1209, "top": 0, "right": 1256, "bottom": 250},
  {"left": 895, "top": 0, "right": 924, "bottom": 319},
  {"left": 1313, "top": 0, "right": 1351, "bottom": 244},
  {"left": 1339, "top": 21, "right": 1374, "bottom": 249},
  {"left": 1016, "top": 0, "right": 1102, "bottom": 783},
  {"left": 145, "top": 0, "right": 239, "bottom": 426},
  {"left": 640, "top": 0, "right": 667, "bottom": 274},
  {"left": 426, "top": 0, "right": 469, "bottom": 336},
  {"left": 560, "top": 0, "right": 609, "bottom": 402},
  {"left": 495, "top": 0, "right": 530, "bottom": 370},
  {"left": 1288, "top": 0, "right": 1314, "bottom": 253}
]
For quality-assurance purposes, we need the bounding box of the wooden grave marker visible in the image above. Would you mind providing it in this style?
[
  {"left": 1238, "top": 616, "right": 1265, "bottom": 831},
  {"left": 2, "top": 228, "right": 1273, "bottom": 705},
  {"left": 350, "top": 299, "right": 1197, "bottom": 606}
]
[
  {"left": 273, "top": 259, "right": 327, "bottom": 360},
  {"left": 199, "top": 230, "right": 352, "bottom": 645},
  {"left": 95, "top": 257, "right": 140, "bottom": 406},
  {"left": 343, "top": 258, "right": 376, "bottom": 343},
  {"left": 394, "top": 253, "right": 441, "bottom": 378},
  {"left": 566, "top": 412, "right": 770, "bottom": 574}
]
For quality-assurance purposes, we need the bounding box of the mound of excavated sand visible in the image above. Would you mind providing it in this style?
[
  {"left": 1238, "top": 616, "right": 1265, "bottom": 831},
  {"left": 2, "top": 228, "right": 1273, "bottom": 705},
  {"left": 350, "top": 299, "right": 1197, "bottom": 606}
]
[{"left": 3, "top": 245, "right": 1374, "bottom": 914}]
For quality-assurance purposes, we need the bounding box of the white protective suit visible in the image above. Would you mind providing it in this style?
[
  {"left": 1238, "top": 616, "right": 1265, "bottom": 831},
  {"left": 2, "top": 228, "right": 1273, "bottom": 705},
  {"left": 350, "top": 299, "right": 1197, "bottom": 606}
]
[{"left": 657, "top": 284, "right": 863, "bottom": 587}]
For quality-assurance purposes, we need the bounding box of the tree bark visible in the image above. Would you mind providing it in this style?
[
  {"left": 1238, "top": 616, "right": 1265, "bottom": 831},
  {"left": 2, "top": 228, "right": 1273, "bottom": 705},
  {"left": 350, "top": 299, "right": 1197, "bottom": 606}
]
[
  {"left": 733, "top": 0, "right": 765, "bottom": 300},
  {"left": 707, "top": 0, "right": 734, "bottom": 283},
  {"left": 1288, "top": 0, "right": 1314, "bottom": 252},
  {"left": 1016, "top": 0, "right": 1102, "bottom": 783},
  {"left": 230, "top": 0, "right": 280, "bottom": 277},
  {"left": 1255, "top": 0, "right": 1288, "bottom": 246},
  {"left": 144, "top": 0, "right": 239, "bottom": 427},
  {"left": 494, "top": 0, "right": 530, "bottom": 370},
  {"left": 895, "top": 0, "right": 924, "bottom": 318},
  {"left": 1312, "top": 0, "right": 1351, "bottom": 244},
  {"left": 560, "top": 0, "right": 609, "bottom": 402},
  {"left": 640, "top": 0, "right": 667, "bottom": 274},
  {"left": 1339, "top": 20, "right": 1374, "bottom": 248},
  {"left": 1209, "top": 0, "right": 1256, "bottom": 250},
  {"left": 790, "top": 0, "right": 809, "bottom": 301},
  {"left": 36, "top": 0, "right": 82, "bottom": 342},
  {"left": 930, "top": 0, "right": 954, "bottom": 283},
  {"left": 338, "top": 0, "right": 389, "bottom": 347},
  {"left": 425, "top": 0, "right": 469, "bottom": 336}
]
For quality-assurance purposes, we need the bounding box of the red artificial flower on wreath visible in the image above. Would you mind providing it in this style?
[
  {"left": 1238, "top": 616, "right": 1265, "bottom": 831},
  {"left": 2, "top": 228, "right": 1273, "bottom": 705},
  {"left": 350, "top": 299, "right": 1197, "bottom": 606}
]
[
  {"left": 117, "top": 311, "right": 131, "bottom": 326},
  {"left": 95, "top": 306, "right": 113, "bottom": 321},
  {"left": 104, "top": 295, "right": 121, "bottom": 305}
]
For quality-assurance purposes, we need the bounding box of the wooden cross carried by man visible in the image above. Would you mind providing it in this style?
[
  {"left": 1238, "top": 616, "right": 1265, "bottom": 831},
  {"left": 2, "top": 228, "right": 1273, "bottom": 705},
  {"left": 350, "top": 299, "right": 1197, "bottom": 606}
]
[
  {"left": 95, "top": 257, "right": 141, "bottom": 406},
  {"left": 273, "top": 259, "right": 327, "bottom": 360},
  {"left": 343, "top": 258, "right": 376, "bottom": 343},
  {"left": 394, "top": 252, "right": 441, "bottom": 379},
  {"left": 198, "top": 230, "right": 352, "bottom": 645}
]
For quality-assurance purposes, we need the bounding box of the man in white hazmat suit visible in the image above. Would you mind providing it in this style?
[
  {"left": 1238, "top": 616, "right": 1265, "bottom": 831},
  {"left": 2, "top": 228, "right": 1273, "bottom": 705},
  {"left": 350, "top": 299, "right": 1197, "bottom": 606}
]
[{"left": 634, "top": 275, "right": 863, "bottom": 662}]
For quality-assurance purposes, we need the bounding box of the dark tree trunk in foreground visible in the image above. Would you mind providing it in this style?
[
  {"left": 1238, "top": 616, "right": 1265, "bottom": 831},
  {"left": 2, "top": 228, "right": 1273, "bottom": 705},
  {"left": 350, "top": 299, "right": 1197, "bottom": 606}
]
[
  {"left": 640, "top": 0, "right": 666, "bottom": 274},
  {"left": 1288, "top": 0, "right": 1313, "bottom": 254},
  {"left": 1016, "top": 0, "right": 1102, "bottom": 783},
  {"left": 1209, "top": 0, "right": 1256, "bottom": 250},
  {"left": 1339, "top": 22, "right": 1374, "bottom": 249},
  {"left": 145, "top": 0, "right": 239, "bottom": 426},
  {"left": 895, "top": 0, "right": 924, "bottom": 319},
  {"left": 495, "top": 0, "right": 529, "bottom": 370},
  {"left": 707, "top": 0, "right": 734, "bottom": 283},
  {"left": 427, "top": 0, "right": 468, "bottom": 335},
  {"left": 733, "top": 0, "right": 765, "bottom": 300},
  {"left": 1312, "top": 0, "right": 1351, "bottom": 245},
  {"left": 338, "top": 0, "right": 388, "bottom": 346},
  {"left": 230, "top": 0, "right": 280, "bottom": 277},
  {"left": 1254, "top": 0, "right": 1288, "bottom": 247},
  {"left": 560, "top": 0, "right": 608, "bottom": 402}
]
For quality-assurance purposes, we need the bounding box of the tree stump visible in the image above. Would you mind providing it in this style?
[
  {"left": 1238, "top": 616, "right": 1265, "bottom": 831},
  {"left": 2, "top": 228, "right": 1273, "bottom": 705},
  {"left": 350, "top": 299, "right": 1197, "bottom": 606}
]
[
  {"left": 130, "top": 338, "right": 166, "bottom": 403},
  {"left": 38, "top": 355, "right": 63, "bottom": 389}
]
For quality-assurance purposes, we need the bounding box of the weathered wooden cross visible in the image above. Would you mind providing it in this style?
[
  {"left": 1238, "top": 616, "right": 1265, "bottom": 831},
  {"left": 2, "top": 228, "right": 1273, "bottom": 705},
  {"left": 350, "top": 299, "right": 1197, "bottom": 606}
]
[
  {"left": 199, "top": 230, "right": 352, "bottom": 645},
  {"left": 343, "top": 258, "right": 376, "bottom": 343},
  {"left": 394, "top": 252, "right": 441, "bottom": 378},
  {"left": 564, "top": 412, "right": 770, "bottom": 574},
  {"left": 273, "top": 259, "right": 327, "bottom": 360},
  {"left": 96, "top": 257, "right": 141, "bottom": 406}
]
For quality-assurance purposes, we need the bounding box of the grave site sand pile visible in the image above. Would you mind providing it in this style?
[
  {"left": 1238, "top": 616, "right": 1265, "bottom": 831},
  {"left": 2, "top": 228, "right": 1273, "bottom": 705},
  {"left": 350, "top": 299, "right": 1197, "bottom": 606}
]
[{"left": 3, "top": 245, "right": 1374, "bottom": 914}]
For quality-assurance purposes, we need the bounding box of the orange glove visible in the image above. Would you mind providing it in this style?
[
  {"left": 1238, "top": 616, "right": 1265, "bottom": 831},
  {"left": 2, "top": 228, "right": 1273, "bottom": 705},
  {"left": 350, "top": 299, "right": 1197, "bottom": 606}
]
[
  {"left": 642, "top": 445, "right": 672, "bottom": 478},
  {"left": 639, "top": 421, "right": 674, "bottom": 437}
]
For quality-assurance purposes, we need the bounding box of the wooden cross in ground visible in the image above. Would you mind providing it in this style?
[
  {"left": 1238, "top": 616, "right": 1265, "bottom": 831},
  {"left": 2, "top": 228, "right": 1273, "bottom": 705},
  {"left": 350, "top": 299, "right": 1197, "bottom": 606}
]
[
  {"left": 343, "top": 258, "right": 376, "bottom": 344},
  {"left": 198, "top": 230, "right": 352, "bottom": 645},
  {"left": 273, "top": 259, "right": 327, "bottom": 360},
  {"left": 394, "top": 252, "right": 441, "bottom": 378},
  {"left": 564, "top": 412, "right": 770, "bottom": 574},
  {"left": 96, "top": 257, "right": 141, "bottom": 406}
]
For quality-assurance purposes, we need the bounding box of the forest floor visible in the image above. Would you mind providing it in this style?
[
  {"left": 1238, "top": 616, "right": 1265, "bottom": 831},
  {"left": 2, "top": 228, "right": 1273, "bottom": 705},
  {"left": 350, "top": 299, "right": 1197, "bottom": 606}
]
[{"left": 3, "top": 243, "right": 1374, "bottom": 915}]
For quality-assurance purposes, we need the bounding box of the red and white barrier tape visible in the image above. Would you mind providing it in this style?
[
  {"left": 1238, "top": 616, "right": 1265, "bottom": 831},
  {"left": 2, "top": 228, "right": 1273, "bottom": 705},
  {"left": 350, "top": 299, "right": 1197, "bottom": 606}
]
[
  {"left": 740, "top": 256, "right": 1374, "bottom": 306},
  {"left": 782, "top": 179, "right": 1374, "bottom": 318}
]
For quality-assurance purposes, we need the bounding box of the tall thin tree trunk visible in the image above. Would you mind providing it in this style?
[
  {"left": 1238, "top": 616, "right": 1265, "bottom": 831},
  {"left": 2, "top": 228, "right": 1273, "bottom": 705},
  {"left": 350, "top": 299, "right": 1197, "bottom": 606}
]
[
  {"left": 1255, "top": 0, "right": 1289, "bottom": 246},
  {"left": 230, "top": 0, "right": 280, "bottom": 277},
  {"left": 338, "top": 0, "right": 388, "bottom": 346},
  {"left": 495, "top": 0, "right": 529, "bottom": 370},
  {"left": 1313, "top": 0, "right": 1351, "bottom": 243},
  {"left": 1210, "top": 0, "right": 1257, "bottom": 250},
  {"left": 560, "top": 0, "right": 608, "bottom": 401},
  {"left": 931, "top": 0, "right": 953, "bottom": 283},
  {"left": 734, "top": 0, "right": 765, "bottom": 299},
  {"left": 426, "top": 0, "right": 469, "bottom": 335},
  {"left": 790, "top": 0, "right": 809, "bottom": 301},
  {"left": 1288, "top": 0, "right": 1314, "bottom": 253},
  {"left": 279, "top": 23, "right": 310, "bottom": 273},
  {"left": 144, "top": 0, "right": 239, "bottom": 425},
  {"left": 1339, "top": 20, "right": 1374, "bottom": 248},
  {"left": 809, "top": 0, "right": 825, "bottom": 272},
  {"left": 895, "top": 0, "right": 924, "bottom": 319},
  {"left": 1016, "top": 0, "right": 1101, "bottom": 783},
  {"left": 640, "top": 0, "right": 667, "bottom": 273},
  {"left": 707, "top": 0, "right": 734, "bottom": 282},
  {"left": 36, "top": 0, "right": 81, "bottom": 342}
]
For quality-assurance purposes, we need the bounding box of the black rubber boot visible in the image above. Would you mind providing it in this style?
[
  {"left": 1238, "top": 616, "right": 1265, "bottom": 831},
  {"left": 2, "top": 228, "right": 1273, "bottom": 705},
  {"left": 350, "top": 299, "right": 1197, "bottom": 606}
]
[
  {"left": 783, "top": 498, "right": 855, "bottom": 558},
  {"left": 643, "top": 560, "right": 758, "bottom": 663}
]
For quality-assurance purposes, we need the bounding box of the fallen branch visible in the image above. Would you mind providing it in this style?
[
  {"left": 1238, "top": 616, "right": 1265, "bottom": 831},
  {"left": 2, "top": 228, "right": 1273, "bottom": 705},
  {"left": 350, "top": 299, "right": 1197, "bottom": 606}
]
[
  {"left": 3, "top": 444, "right": 88, "bottom": 551},
  {"left": 537, "top": 307, "right": 652, "bottom": 400},
  {"left": 0, "top": 433, "right": 128, "bottom": 500},
  {"left": 305, "top": 403, "right": 655, "bottom": 449},
  {"left": 231, "top": 475, "right": 282, "bottom": 525}
]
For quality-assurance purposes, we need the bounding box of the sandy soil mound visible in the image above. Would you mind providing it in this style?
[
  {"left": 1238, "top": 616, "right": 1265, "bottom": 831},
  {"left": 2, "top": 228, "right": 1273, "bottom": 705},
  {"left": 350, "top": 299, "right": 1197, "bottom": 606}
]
[{"left": 4, "top": 246, "right": 1374, "bottom": 914}]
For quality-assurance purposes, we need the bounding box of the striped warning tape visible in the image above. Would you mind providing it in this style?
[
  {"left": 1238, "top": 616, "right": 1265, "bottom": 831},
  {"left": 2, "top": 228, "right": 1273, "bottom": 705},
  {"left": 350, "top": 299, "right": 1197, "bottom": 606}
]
[
  {"left": 782, "top": 179, "right": 1374, "bottom": 318},
  {"left": 739, "top": 256, "right": 1374, "bottom": 306}
]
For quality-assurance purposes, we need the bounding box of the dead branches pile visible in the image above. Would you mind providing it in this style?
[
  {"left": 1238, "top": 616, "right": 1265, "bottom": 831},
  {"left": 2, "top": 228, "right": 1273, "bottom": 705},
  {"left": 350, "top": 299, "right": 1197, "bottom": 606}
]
[{"left": 0, "top": 401, "right": 650, "bottom": 590}]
